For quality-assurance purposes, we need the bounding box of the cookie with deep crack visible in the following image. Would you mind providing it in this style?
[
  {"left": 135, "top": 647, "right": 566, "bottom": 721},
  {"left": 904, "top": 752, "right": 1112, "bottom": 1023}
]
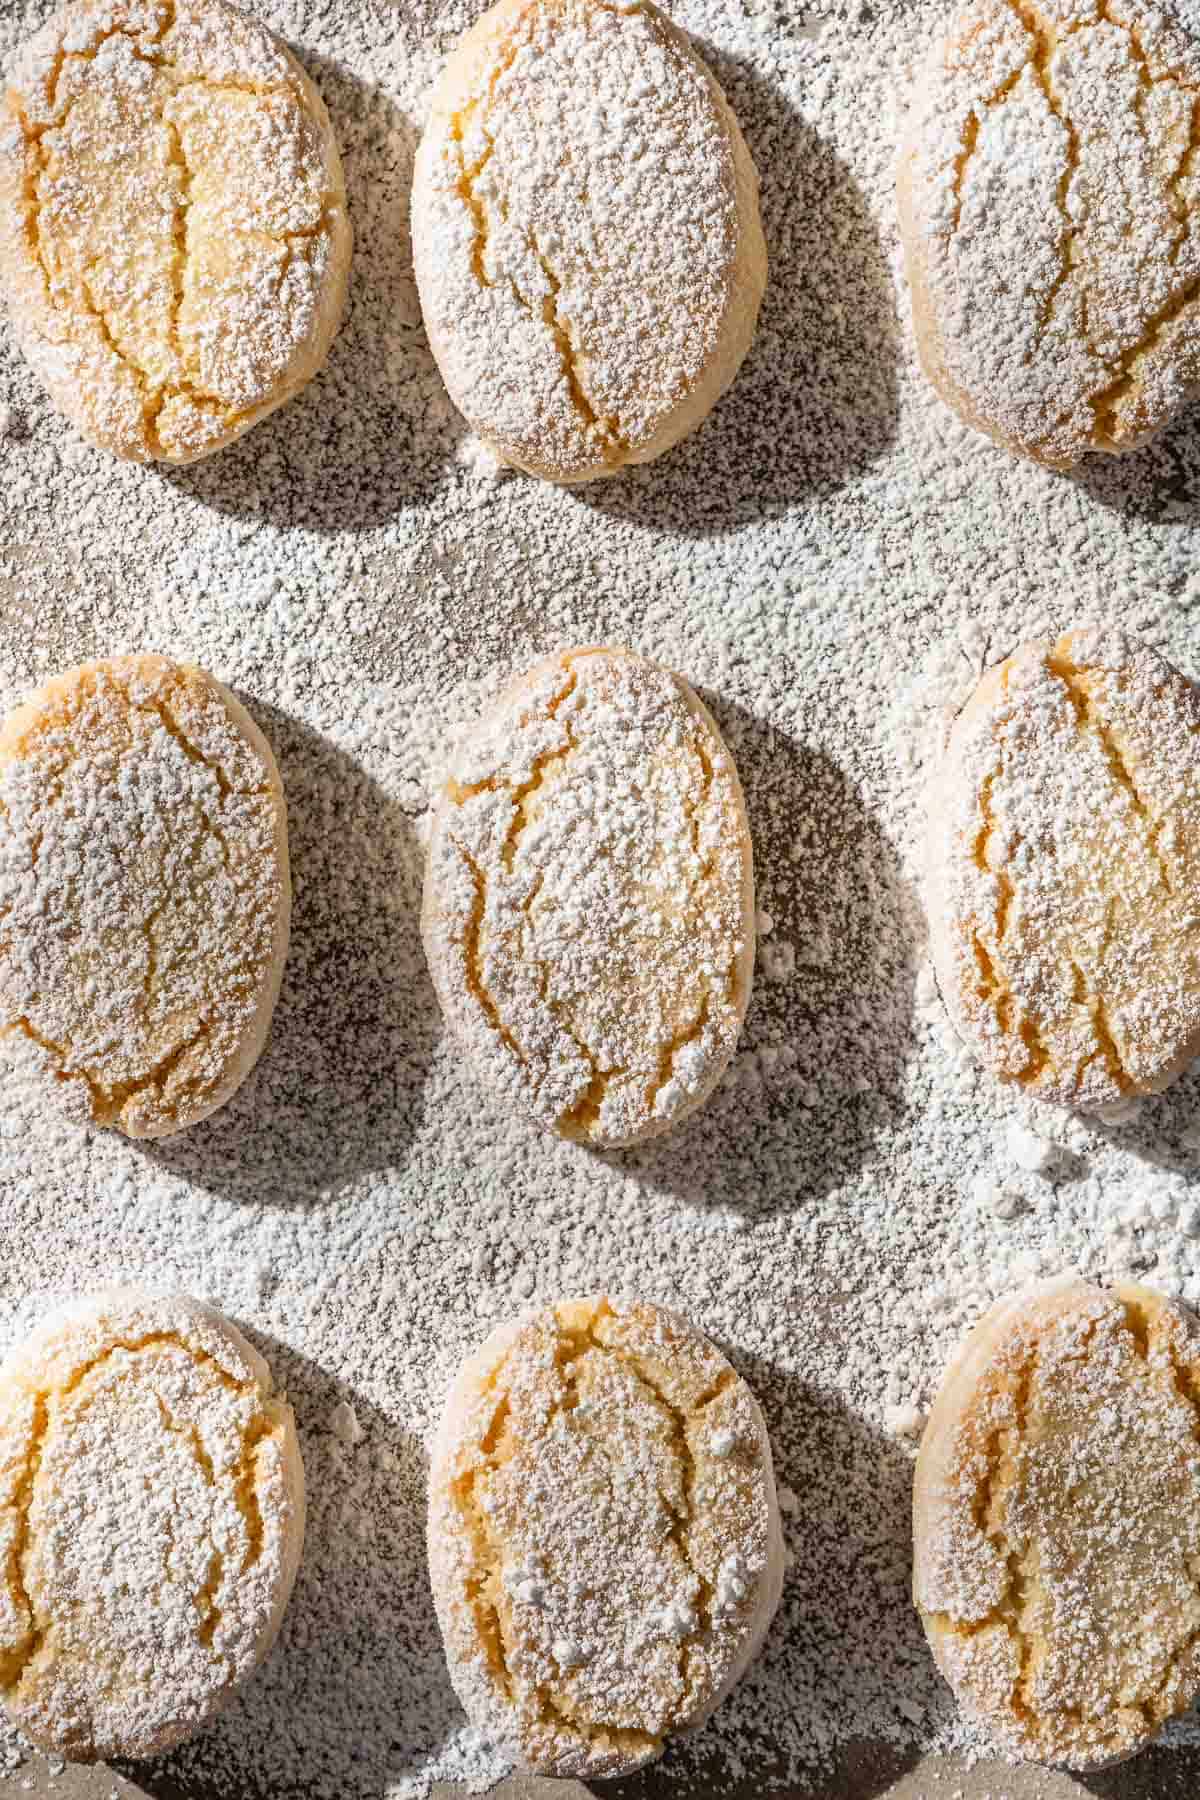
[
  {"left": 410, "top": 0, "right": 766, "bottom": 482},
  {"left": 422, "top": 646, "right": 755, "bottom": 1147},
  {"left": 428, "top": 1294, "right": 784, "bottom": 1780},
  {"left": 914, "top": 1276, "right": 1200, "bottom": 1769},
  {"left": 898, "top": 0, "right": 1200, "bottom": 466},
  {"left": 0, "top": 654, "right": 290, "bottom": 1138},
  {"left": 0, "top": 0, "right": 351, "bottom": 463},
  {"left": 926, "top": 626, "right": 1200, "bottom": 1111},
  {"left": 0, "top": 1288, "right": 304, "bottom": 1760}
]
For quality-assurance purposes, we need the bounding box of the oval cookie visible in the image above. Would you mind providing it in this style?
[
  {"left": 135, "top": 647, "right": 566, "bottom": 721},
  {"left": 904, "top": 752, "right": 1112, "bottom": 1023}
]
[{"left": 422, "top": 646, "right": 754, "bottom": 1147}]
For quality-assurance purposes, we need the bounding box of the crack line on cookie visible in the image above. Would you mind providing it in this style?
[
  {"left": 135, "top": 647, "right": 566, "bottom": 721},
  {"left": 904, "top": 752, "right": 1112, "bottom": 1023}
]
[
  {"left": 0, "top": 1334, "right": 271, "bottom": 1695},
  {"left": 645, "top": 991, "right": 711, "bottom": 1120},
  {"left": 450, "top": 835, "right": 529, "bottom": 1069},
  {"left": 948, "top": 62, "right": 1028, "bottom": 236},
  {"left": 452, "top": 1304, "right": 738, "bottom": 1744},
  {"left": 1000, "top": 0, "right": 1084, "bottom": 337},
  {"left": 11, "top": 8, "right": 333, "bottom": 453},
  {"left": 447, "top": 41, "right": 626, "bottom": 458},
  {"left": 154, "top": 1395, "right": 236, "bottom": 1650},
  {"left": 530, "top": 237, "right": 626, "bottom": 456},
  {"left": 1048, "top": 655, "right": 1175, "bottom": 894},
  {"left": 0, "top": 1392, "right": 49, "bottom": 1690},
  {"left": 966, "top": 760, "right": 1040, "bottom": 1080}
]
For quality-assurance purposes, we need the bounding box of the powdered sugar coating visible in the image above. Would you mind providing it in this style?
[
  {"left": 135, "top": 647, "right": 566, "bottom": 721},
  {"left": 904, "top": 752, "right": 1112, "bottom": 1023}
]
[
  {"left": 423, "top": 646, "right": 755, "bottom": 1146},
  {"left": 411, "top": 0, "right": 766, "bottom": 481},
  {"left": 914, "top": 1277, "right": 1200, "bottom": 1768},
  {"left": 427, "top": 1295, "right": 783, "bottom": 1778},
  {"left": 0, "top": 1288, "right": 304, "bottom": 1760},
  {"left": 0, "top": 655, "right": 290, "bottom": 1137},
  {"left": 899, "top": 0, "right": 1200, "bottom": 466},
  {"left": 0, "top": 0, "right": 351, "bottom": 462},
  {"left": 927, "top": 626, "right": 1200, "bottom": 1111}
]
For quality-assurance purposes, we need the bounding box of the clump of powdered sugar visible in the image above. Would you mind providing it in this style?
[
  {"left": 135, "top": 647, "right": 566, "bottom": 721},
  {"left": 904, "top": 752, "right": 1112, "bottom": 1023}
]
[{"left": 2, "top": 0, "right": 1200, "bottom": 1791}]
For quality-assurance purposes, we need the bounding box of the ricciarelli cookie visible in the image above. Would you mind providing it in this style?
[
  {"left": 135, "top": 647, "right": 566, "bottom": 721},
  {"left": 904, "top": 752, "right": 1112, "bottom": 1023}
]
[
  {"left": 898, "top": 0, "right": 1200, "bottom": 465},
  {"left": 0, "top": 1289, "right": 304, "bottom": 1760},
  {"left": 0, "top": 0, "right": 351, "bottom": 462},
  {"left": 0, "top": 655, "right": 290, "bottom": 1137},
  {"left": 428, "top": 1295, "right": 784, "bottom": 1779},
  {"left": 913, "top": 1277, "right": 1200, "bottom": 1769},
  {"left": 411, "top": 0, "right": 766, "bottom": 481},
  {"left": 927, "top": 626, "right": 1200, "bottom": 1110},
  {"left": 422, "top": 646, "right": 755, "bottom": 1147}
]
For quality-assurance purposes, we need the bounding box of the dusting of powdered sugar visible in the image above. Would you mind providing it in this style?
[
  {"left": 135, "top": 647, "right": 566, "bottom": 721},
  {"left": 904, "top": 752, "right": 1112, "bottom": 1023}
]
[
  {"left": 411, "top": 0, "right": 750, "bottom": 478},
  {"left": 899, "top": 0, "right": 1200, "bottom": 465},
  {"left": 423, "top": 647, "right": 753, "bottom": 1148},
  {"left": 1, "top": 0, "right": 1200, "bottom": 1788},
  {"left": 427, "top": 1296, "right": 781, "bottom": 1779},
  {"left": 913, "top": 1279, "right": 1200, "bottom": 1768},
  {"left": 0, "top": 0, "right": 350, "bottom": 462},
  {"left": 926, "top": 625, "right": 1200, "bottom": 1111},
  {"left": 0, "top": 655, "right": 287, "bottom": 1138},
  {"left": 0, "top": 1289, "right": 300, "bottom": 1761}
]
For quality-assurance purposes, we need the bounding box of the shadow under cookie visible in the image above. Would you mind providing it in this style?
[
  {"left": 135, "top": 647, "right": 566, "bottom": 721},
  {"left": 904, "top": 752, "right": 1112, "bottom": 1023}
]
[
  {"left": 137, "top": 702, "right": 438, "bottom": 1206},
  {"left": 567, "top": 43, "right": 900, "bottom": 537}
]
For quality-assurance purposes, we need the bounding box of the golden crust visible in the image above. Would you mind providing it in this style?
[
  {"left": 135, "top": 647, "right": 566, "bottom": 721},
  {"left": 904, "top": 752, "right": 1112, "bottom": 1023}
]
[
  {"left": 427, "top": 1295, "right": 784, "bottom": 1779},
  {"left": 0, "top": 0, "right": 351, "bottom": 462},
  {"left": 0, "top": 654, "right": 290, "bottom": 1138},
  {"left": 914, "top": 1277, "right": 1200, "bottom": 1770}
]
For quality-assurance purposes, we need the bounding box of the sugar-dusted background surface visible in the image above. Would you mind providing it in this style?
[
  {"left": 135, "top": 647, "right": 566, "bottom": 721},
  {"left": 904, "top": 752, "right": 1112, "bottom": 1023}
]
[{"left": 3, "top": 0, "right": 1200, "bottom": 1792}]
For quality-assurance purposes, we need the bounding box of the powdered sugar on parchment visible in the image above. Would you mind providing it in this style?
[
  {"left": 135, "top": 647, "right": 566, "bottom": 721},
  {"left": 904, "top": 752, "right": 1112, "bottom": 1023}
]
[{"left": 2, "top": 0, "right": 1200, "bottom": 1790}]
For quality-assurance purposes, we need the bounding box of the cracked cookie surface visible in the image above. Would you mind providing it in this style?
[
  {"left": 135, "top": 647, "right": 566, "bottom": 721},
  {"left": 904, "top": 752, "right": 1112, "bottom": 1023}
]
[
  {"left": 914, "top": 1277, "right": 1200, "bottom": 1769},
  {"left": 427, "top": 1295, "right": 784, "bottom": 1779},
  {"left": 898, "top": 0, "right": 1200, "bottom": 466},
  {"left": 422, "top": 646, "right": 755, "bottom": 1147},
  {"left": 926, "top": 626, "right": 1200, "bottom": 1111},
  {"left": 0, "top": 653, "right": 290, "bottom": 1137},
  {"left": 410, "top": 0, "right": 766, "bottom": 482},
  {"left": 0, "top": 1288, "right": 304, "bottom": 1760},
  {"left": 0, "top": 0, "right": 351, "bottom": 462}
]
